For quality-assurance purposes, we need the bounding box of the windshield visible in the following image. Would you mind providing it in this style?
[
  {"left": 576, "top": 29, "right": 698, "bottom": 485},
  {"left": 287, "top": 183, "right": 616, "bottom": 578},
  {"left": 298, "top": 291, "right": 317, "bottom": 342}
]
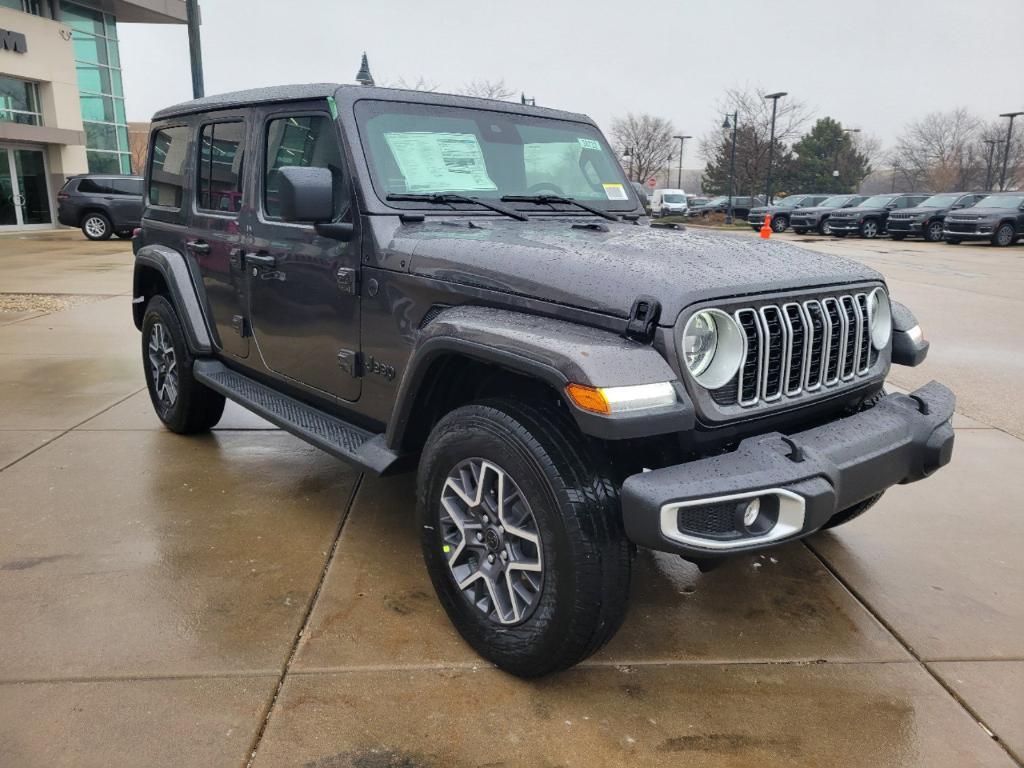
[
  {"left": 703, "top": 196, "right": 728, "bottom": 205},
  {"left": 857, "top": 194, "right": 897, "bottom": 208},
  {"left": 820, "top": 195, "right": 851, "bottom": 208},
  {"left": 773, "top": 196, "right": 805, "bottom": 209},
  {"left": 355, "top": 100, "right": 634, "bottom": 211},
  {"left": 920, "top": 194, "right": 961, "bottom": 208},
  {"left": 975, "top": 195, "right": 1024, "bottom": 208},
  {"left": 662, "top": 194, "right": 685, "bottom": 203}
]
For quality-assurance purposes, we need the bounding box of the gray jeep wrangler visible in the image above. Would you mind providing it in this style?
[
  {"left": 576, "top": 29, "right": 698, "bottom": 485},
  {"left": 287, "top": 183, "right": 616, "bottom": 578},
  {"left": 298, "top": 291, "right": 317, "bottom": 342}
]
[{"left": 132, "top": 84, "right": 953, "bottom": 677}]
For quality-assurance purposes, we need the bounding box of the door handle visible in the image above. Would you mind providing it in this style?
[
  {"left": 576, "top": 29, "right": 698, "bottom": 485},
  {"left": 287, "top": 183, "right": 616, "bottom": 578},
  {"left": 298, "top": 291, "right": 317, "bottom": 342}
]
[
  {"left": 245, "top": 253, "right": 277, "bottom": 268},
  {"left": 186, "top": 240, "right": 211, "bottom": 255}
]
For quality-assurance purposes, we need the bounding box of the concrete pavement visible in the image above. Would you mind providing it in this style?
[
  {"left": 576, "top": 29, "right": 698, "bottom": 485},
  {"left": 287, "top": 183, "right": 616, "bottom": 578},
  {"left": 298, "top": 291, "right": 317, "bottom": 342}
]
[{"left": 0, "top": 231, "right": 1021, "bottom": 767}]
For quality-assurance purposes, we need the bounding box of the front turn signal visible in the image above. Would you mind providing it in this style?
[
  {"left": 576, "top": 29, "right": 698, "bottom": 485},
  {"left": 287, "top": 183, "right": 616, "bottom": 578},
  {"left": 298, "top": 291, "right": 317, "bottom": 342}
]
[{"left": 565, "top": 382, "right": 676, "bottom": 416}]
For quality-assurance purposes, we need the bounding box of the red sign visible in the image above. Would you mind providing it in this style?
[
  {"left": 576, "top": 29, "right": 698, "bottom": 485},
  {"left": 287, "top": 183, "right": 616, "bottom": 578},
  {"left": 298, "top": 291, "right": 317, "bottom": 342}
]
[{"left": 646, "top": 178, "right": 657, "bottom": 188}]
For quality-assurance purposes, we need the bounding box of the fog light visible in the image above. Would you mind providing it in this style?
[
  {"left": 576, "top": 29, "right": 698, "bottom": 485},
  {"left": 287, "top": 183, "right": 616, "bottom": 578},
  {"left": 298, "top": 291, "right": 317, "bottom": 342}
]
[{"left": 742, "top": 498, "right": 761, "bottom": 527}]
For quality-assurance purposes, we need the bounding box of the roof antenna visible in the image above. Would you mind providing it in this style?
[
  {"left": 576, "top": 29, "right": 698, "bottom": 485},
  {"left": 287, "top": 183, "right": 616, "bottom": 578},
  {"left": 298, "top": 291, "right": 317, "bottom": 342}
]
[{"left": 355, "top": 52, "right": 375, "bottom": 87}]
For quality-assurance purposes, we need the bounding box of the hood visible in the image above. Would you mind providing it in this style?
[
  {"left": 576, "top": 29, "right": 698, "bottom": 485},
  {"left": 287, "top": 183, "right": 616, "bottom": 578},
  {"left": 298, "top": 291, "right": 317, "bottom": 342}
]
[
  {"left": 830, "top": 207, "right": 881, "bottom": 218},
  {"left": 385, "top": 218, "right": 880, "bottom": 323},
  {"left": 896, "top": 205, "right": 946, "bottom": 216},
  {"left": 791, "top": 206, "right": 828, "bottom": 216},
  {"left": 948, "top": 208, "right": 1011, "bottom": 219}
]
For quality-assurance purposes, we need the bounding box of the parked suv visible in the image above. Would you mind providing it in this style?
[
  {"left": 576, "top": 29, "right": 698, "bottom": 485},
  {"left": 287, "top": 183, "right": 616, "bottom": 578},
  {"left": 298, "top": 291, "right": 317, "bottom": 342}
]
[
  {"left": 132, "top": 84, "right": 953, "bottom": 677},
  {"left": 790, "top": 194, "right": 866, "bottom": 235},
  {"left": 57, "top": 174, "right": 144, "bottom": 240},
  {"left": 827, "top": 193, "right": 929, "bottom": 238},
  {"left": 693, "top": 195, "right": 764, "bottom": 220},
  {"left": 944, "top": 193, "right": 1024, "bottom": 246},
  {"left": 747, "top": 194, "right": 830, "bottom": 233},
  {"left": 887, "top": 192, "right": 986, "bottom": 242}
]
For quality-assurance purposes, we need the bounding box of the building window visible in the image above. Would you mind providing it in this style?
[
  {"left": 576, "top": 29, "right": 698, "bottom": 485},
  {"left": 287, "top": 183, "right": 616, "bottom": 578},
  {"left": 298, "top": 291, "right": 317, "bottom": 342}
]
[
  {"left": 0, "top": 0, "right": 42, "bottom": 15},
  {"left": 0, "top": 76, "right": 41, "bottom": 125},
  {"left": 63, "top": 1, "right": 131, "bottom": 174}
]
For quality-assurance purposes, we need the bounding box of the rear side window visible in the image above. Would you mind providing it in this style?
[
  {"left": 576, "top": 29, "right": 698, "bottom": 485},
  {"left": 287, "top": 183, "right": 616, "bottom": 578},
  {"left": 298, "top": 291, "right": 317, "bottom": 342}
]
[
  {"left": 197, "top": 121, "right": 245, "bottom": 213},
  {"left": 111, "top": 178, "right": 143, "bottom": 196},
  {"left": 263, "top": 114, "right": 347, "bottom": 220},
  {"left": 78, "top": 177, "right": 118, "bottom": 194},
  {"left": 149, "top": 125, "right": 189, "bottom": 208}
]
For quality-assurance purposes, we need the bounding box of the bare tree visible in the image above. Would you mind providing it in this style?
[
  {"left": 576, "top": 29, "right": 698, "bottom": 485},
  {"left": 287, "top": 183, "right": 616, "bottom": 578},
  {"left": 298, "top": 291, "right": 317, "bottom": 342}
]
[
  {"left": 458, "top": 79, "right": 515, "bottom": 101},
  {"left": 379, "top": 75, "right": 441, "bottom": 92},
  {"left": 609, "top": 113, "right": 676, "bottom": 183},
  {"left": 892, "top": 108, "right": 984, "bottom": 191},
  {"left": 978, "top": 119, "right": 1024, "bottom": 190}
]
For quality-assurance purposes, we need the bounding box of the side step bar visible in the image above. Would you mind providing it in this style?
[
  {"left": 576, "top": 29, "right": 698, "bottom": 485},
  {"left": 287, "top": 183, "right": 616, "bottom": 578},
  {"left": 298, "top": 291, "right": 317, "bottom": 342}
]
[{"left": 193, "top": 359, "right": 405, "bottom": 476}]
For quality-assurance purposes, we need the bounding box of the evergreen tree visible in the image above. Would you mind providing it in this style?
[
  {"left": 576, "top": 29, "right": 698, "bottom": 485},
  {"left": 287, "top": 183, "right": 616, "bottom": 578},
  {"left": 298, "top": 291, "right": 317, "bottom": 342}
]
[{"left": 788, "top": 118, "right": 872, "bottom": 193}]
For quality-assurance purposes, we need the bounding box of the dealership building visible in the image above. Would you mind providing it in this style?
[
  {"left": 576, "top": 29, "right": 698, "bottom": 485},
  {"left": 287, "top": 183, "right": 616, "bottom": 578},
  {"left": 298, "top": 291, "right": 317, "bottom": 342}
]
[{"left": 0, "top": 0, "right": 185, "bottom": 230}]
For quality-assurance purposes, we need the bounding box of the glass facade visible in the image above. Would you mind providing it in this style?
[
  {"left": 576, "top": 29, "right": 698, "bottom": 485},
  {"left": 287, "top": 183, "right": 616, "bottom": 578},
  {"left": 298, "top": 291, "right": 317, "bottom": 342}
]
[
  {"left": 0, "top": 76, "right": 41, "bottom": 125},
  {"left": 63, "top": 1, "right": 131, "bottom": 174}
]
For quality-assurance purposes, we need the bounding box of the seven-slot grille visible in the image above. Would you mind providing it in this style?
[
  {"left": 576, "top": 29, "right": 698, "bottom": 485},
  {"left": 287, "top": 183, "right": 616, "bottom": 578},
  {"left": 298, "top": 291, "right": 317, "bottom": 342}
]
[{"left": 715, "top": 292, "right": 879, "bottom": 408}]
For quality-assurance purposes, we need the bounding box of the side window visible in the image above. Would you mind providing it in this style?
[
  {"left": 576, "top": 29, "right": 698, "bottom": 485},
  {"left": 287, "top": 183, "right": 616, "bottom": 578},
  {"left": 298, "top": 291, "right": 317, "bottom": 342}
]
[
  {"left": 77, "top": 178, "right": 112, "bottom": 194},
  {"left": 148, "top": 125, "right": 189, "bottom": 208},
  {"left": 111, "top": 178, "right": 143, "bottom": 196},
  {"left": 263, "top": 114, "right": 348, "bottom": 220},
  {"left": 197, "top": 121, "right": 245, "bottom": 214}
]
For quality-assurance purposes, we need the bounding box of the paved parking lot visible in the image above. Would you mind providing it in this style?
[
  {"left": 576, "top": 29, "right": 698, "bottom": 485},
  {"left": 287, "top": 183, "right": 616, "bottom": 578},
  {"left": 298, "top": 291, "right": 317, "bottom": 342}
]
[{"left": 0, "top": 229, "right": 1021, "bottom": 767}]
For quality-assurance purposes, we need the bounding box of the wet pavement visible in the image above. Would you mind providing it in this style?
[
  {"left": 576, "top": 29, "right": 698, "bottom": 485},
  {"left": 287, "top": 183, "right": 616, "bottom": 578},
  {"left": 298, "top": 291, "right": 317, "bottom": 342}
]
[{"left": 0, "top": 230, "right": 1021, "bottom": 767}]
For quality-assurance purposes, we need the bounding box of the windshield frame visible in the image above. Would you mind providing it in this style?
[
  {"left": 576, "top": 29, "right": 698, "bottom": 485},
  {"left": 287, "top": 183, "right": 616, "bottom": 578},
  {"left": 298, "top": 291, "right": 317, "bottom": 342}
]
[
  {"left": 919, "top": 193, "right": 962, "bottom": 208},
  {"left": 819, "top": 195, "right": 853, "bottom": 208},
  {"left": 352, "top": 98, "right": 639, "bottom": 215},
  {"left": 856, "top": 194, "right": 898, "bottom": 208}
]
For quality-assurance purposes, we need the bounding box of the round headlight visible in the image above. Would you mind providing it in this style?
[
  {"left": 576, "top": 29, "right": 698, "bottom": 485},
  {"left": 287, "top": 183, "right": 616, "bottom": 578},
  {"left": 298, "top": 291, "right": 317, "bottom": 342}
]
[
  {"left": 867, "top": 288, "right": 892, "bottom": 349},
  {"left": 681, "top": 309, "right": 744, "bottom": 389}
]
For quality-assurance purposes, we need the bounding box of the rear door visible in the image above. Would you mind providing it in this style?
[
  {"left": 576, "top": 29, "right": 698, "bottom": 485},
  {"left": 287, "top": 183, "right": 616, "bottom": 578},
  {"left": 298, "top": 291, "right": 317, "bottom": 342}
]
[
  {"left": 110, "top": 177, "right": 144, "bottom": 226},
  {"left": 247, "top": 104, "right": 361, "bottom": 401},
  {"left": 189, "top": 112, "right": 250, "bottom": 359}
]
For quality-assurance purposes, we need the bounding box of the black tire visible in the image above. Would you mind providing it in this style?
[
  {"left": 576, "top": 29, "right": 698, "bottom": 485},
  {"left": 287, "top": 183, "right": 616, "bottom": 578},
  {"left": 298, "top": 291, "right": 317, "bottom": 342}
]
[
  {"left": 859, "top": 219, "right": 880, "bottom": 239},
  {"left": 992, "top": 223, "right": 1015, "bottom": 247},
  {"left": 821, "top": 492, "right": 884, "bottom": 531},
  {"left": 81, "top": 212, "right": 112, "bottom": 241},
  {"left": 771, "top": 215, "right": 788, "bottom": 233},
  {"left": 417, "top": 399, "right": 631, "bottom": 677},
  {"left": 890, "top": 234, "right": 905, "bottom": 241},
  {"left": 141, "top": 295, "right": 225, "bottom": 434},
  {"left": 792, "top": 227, "right": 807, "bottom": 235},
  {"left": 924, "top": 220, "right": 944, "bottom": 243},
  {"left": 818, "top": 218, "right": 832, "bottom": 236}
]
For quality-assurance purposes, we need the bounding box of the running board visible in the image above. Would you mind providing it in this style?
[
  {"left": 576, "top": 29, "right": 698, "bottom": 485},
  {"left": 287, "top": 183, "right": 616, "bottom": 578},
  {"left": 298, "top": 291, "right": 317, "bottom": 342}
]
[{"left": 193, "top": 360, "right": 404, "bottom": 475}]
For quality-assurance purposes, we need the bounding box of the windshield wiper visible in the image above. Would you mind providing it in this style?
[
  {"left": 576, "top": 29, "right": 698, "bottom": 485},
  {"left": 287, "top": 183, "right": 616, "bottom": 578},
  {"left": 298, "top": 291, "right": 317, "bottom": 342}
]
[
  {"left": 500, "top": 194, "right": 619, "bottom": 222},
  {"left": 386, "top": 193, "right": 529, "bottom": 222}
]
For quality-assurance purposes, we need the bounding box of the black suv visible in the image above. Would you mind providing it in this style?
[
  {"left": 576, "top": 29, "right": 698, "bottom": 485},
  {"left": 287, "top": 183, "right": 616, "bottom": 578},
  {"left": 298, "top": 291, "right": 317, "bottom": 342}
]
[
  {"left": 887, "top": 192, "right": 986, "bottom": 242},
  {"left": 57, "top": 174, "right": 144, "bottom": 240},
  {"left": 827, "top": 193, "right": 929, "bottom": 239},
  {"left": 944, "top": 192, "right": 1024, "bottom": 246},
  {"left": 746, "top": 194, "right": 830, "bottom": 233},
  {"left": 691, "top": 195, "right": 764, "bottom": 220},
  {"left": 131, "top": 84, "right": 953, "bottom": 677},
  {"left": 790, "top": 194, "right": 866, "bottom": 235}
]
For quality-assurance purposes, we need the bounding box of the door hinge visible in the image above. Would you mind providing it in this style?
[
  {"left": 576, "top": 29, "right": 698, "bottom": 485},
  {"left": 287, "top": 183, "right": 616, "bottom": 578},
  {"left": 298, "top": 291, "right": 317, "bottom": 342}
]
[
  {"left": 336, "top": 349, "right": 362, "bottom": 377},
  {"left": 336, "top": 267, "right": 358, "bottom": 295},
  {"left": 231, "top": 314, "right": 249, "bottom": 337}
]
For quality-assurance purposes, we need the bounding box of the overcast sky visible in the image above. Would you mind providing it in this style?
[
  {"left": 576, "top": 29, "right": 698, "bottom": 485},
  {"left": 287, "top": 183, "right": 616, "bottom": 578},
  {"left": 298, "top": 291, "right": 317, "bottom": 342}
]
[{"left": 118, "top": 0, "right": 1023, "bottom": 165}]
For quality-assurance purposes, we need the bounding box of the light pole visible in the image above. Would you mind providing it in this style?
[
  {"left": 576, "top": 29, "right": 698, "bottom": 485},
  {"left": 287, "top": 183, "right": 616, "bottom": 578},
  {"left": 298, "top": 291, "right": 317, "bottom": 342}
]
[
  {"left": 673, "top": 134, "right": 691, "bottom": 189},
  {"left": 997, "top": 111, "right": 1023, "bottom": 190},
  {"left": 832, "top": 127, "right": 860, "bottom": 193},
  {"left": 185, "top": 0, "right": 204, "bottom": 98},
  {"left": 622, "top": 146, "right": 633, "bottom": 180},
  {"left": 983, "top": 138, "right": 1002, "bottom": 191},
  {"left": 763, "top": 92, "right": 787, "bottom": 204},
  {"left": 722, "top": 113, "right": 738, "bottom": 223}
]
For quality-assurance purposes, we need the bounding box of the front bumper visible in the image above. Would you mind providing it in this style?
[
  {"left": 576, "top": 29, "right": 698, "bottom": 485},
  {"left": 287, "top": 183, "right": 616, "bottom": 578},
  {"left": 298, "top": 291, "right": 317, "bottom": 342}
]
[
  {"left": 828, "top": 220, "right": 859, "bottom": 234},
  {"left": 621, "top": 381, "right": 955, "bottom": 557},
  {"left": 944, "top": 224, "right": 994, "bottom": 240},
  {"left": 887, "top": 220, "right": 923, "bottom": 235}
]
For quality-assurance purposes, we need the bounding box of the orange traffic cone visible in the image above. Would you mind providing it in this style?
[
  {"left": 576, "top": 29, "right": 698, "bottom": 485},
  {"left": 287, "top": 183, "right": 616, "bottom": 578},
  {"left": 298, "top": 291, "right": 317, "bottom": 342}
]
[{"left": 760, "top": 213, "right": 772, "bottom": 239}]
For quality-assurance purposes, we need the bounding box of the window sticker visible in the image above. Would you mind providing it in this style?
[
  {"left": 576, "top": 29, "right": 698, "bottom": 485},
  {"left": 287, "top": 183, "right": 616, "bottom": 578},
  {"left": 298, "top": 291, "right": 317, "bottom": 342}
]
[
  {"left": 577, "top": 137, "right": 602, "bottom": 151},
  {"left": 603, "top": 183, "right": 628, "bottom": 200},
  {"left": 383, "top": 131, "right": 497, "bottom": 193}
]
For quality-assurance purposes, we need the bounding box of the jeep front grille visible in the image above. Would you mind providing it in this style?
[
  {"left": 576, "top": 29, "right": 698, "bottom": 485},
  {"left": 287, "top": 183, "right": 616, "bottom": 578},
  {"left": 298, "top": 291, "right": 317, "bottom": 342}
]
[{"left": 719, "top": 293, "right": 878, "bottom": 408}]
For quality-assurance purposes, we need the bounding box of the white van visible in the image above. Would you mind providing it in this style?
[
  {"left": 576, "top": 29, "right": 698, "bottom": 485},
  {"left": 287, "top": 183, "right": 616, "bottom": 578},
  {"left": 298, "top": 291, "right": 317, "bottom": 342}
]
[{"left": 651, "top": 188, "right": 688, "bottom": 217}]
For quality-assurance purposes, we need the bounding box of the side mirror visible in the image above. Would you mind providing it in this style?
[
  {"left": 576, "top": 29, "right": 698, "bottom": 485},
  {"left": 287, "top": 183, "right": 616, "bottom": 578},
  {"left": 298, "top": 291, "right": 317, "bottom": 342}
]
[
  {"left": 278, "top": 166, "right": 334, "bottom": 222},
  {"left": 277, "top": 166, "right": 353, "bottom": 241}
]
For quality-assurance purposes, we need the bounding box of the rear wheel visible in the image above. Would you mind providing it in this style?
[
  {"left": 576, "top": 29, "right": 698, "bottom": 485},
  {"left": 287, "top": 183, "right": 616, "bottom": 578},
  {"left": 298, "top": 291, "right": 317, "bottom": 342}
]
[
  {"left": 417, "top": 399, "right": 631, "bottom": 677},
  {"left": 924, "top": 220, "right": 944, "bottom": 243},
  {"left": 771, "top": 215, "right": 788, "bottom": 233},
  {"left": 81, "top": 212, "right": 112, "bottom": 241},
  {"left": 860, "top": 219, "right": 879, "bottom": 239},
  {"left": 141, "top": 295, "right": 225, "bottom": 434},
  {"left": 992, "top": 223, "right": 1015, "bottom": 247}
]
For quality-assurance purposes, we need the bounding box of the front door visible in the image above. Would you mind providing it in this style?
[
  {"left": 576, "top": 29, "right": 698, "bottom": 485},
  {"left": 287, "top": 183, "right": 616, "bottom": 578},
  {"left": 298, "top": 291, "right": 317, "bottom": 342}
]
[
  {"left": 247, "top": 108, "right": 361, "bottom": 401},
  {"left": 0, "top": 146, "right": 53, "bottom": 229}
]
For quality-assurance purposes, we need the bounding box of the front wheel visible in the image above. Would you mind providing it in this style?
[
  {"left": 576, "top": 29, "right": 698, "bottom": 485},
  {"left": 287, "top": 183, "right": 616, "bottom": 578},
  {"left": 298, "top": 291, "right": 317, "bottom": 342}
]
[
  {"left": 771, "top": 215, "right": 788, "bottom": 233},
  {"left": 924, "top": 221, "right": 944, "bottom": 243},
  {"left": 860, "top": 219, "right": 879, "bottom": 239},
  {"left": 819, "top": 219, "right": 832, "bottom": 235},
  {"left": 992, "top": 223, "right": 1015, "bottom": 247},
  {"left": 417, "top": 399, "right": 631, "bottom": 677},
  {"left": 141, "top": 295, "right": 225, "bottom": 434}
]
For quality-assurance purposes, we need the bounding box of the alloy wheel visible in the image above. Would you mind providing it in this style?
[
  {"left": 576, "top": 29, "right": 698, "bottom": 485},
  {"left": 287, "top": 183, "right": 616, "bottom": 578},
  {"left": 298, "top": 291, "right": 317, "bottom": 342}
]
[
  {"left": 927, "top": 222, "right": 943, "bottom": 242},
  {"left": 995, "top": 225, "right": 1014, "bottom": 246},
  {"left": 439, "top": 458, "right": 543, "bottom": 625},
  {"left": 862, "top": 221, "right": 878, "bottom": 238},
  {"left": 147, "top": 322, "right": 178, "bottom": 408},
  {"left": 84, "top": 216, "right": 107, "bottom": 238}
]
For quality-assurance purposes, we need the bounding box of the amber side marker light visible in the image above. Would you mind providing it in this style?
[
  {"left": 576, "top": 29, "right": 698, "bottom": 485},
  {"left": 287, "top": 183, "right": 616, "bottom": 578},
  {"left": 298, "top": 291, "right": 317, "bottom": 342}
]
[{"left": 565, "top": 382, "right": 676, "bottom": 415}]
